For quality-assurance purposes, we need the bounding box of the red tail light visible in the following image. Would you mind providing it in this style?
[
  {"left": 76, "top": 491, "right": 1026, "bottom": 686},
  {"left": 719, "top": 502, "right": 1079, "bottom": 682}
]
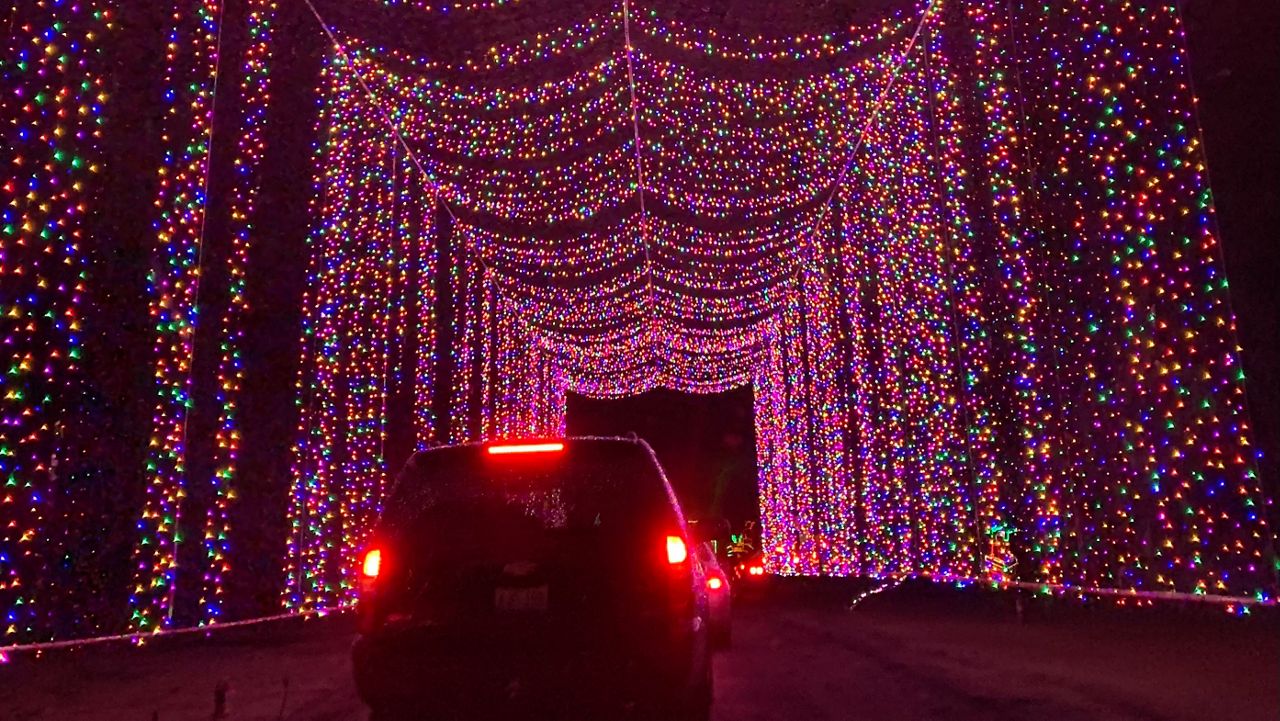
[
  {"left": 707, "top": 576, "right": 724, "bottom": 591},
  {"left": 749, "top": 565, "right": 764, "bottom": 577},
  {"left": 362, "top": 548, "right": 382, "bottom": 579},
  {"left": 487, "top": 442, "right": 565, "bottom": 455},
  {"left": 666, "top": 535, "right": 688, "bottom": 565}
]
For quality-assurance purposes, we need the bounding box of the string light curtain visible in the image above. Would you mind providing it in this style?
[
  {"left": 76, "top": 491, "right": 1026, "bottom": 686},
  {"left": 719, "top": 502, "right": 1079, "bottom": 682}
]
[
  {"left": 285, "top": 3, "right": 926, "bottom": 607},
  {"left": 284, "top": 54, "right": 445, "bottom": 609},
  {"left": 0, "top": 0, "right": 1263, "bottom": 646},
  {"left": 130, "top": 0, "right": 287, "bottom": 632},
  {"left": 960, "top": 0, "right": 1273, "bottom": 599},
  {"left": 0, "top": 1, "right": 113, "bottom": 643},
  {"left": 289, "top": 0, "right": 1275, "bottom": 610}
]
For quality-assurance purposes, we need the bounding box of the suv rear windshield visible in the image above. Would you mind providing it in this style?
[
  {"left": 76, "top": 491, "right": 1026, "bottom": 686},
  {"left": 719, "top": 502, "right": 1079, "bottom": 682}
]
[{"left": 379, "top": 441, "right": 678, "bottom": 546}]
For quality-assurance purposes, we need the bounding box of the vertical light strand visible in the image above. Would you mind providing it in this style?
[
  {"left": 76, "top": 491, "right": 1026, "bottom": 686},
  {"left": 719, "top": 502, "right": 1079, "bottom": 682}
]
[
  {"left": 801, "top": 232, "right": 850, "bottom": 576},
  {"left": 198, "top": 0, "right": 278, "bottom": 627},
  {"left": 751, "top": 317, "right": 798, "bottom": 573},
  {"left": 447, "top": 229, "right": 483, "bottom": 444},
  {"left": 284, "top": 53, "right": 358, "bottom": 611},
  {"left": 130, "top": 0, "right": 224, "bottom": 632},
  {"left": 409, "top": 175, "right": 439, "bottom": 450},
  {"left": 925, "top": 10, "right": 989, "bottom": 578},
  {"left": 966, "top": 0, "right": 1063, "bottom": 585},
  {"left": 333, "top": 107, "right": 396, "bottom": 605}
]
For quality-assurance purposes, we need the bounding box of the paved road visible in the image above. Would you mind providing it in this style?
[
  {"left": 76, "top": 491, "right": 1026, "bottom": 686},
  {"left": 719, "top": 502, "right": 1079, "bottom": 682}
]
[
  {"left": 716, "top": 600, "right": 1276, "bottom": 721},
  {"left": 3, "top": 591, "right": 1275, "bottom": 721}
]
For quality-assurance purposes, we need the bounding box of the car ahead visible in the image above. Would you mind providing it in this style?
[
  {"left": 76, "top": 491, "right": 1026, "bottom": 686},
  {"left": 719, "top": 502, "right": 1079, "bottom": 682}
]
[
  {"left": 731, "top": 550, "right": 768, "bottom": 591},
  {"left": 694, "top": 541, "right": 731, "bottom": 648},
  {"left": 353, "top": 438, "right": 713, "bottom": 721}
]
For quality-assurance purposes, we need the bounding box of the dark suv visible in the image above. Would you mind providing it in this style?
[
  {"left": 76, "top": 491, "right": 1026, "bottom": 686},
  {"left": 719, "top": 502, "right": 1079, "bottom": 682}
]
[{"left": 352, "top": 437, "right": 713, "bottom": 720}]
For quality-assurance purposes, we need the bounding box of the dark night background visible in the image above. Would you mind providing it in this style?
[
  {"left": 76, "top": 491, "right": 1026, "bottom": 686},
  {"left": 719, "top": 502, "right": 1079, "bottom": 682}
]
[
  {"left": 567, "top": 388, "right": 760, "bottom": 529},
  {"left": 52, "top": 0, "right": 1279, "bottom": 632}
]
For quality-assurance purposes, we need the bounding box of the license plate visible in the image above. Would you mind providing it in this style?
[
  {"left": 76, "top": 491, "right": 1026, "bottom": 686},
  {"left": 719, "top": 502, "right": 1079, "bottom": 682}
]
[{"left": 495, "top": 585, "right": 549, "bottom": 612}]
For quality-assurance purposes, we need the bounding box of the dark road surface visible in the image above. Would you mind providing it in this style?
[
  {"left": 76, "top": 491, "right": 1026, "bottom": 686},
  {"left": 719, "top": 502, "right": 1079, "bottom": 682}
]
[
  {"left": 717, "top": 601, "right": 1274, "bottom": 721},
  {"left": 3, "top": 589, "right": 1276, "bottom": 721}
]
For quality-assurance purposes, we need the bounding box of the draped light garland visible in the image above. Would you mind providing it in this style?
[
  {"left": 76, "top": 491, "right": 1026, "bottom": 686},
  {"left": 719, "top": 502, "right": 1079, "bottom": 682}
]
[
  {"left": 1, "top": 0, "right": 112, "bottom": 643},
  {"left": 288, "top": 0, "right": 1275, "bottom": 610},
  {"left": 2, "top": 0, "right": 1268, "bottom": 643},
  {"left": 963, "top": 0, "right": 1272, "bottom": 598},
  {"left": 381, "top": 0, "right": 525, "bottom": 12}
]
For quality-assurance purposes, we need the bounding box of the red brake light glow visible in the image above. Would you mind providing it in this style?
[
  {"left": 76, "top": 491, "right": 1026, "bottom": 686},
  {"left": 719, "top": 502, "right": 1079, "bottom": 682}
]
[
  {"left": 707, "top": 576, "right": 723, "bottom": 591},
  {"left": 487, "top": 442, "right": 566, "bottom": 455},
  {"left": 749, "top": 565, "right": 765, "bottom": 577},
  {"left": 362, "top": 548, "right": 382, "bottom": 579},
  {"left": 666, "top": 535, "right": 688, "bottom": 565}
]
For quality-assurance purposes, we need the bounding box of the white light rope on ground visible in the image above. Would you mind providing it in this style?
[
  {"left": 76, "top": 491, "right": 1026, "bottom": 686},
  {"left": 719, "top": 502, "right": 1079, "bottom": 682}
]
[
  {"left": 922, "top": 574, "right": 1276, "bottom": 609},
  {"left": 6, "top": 573, "right": 1265, "bottom": 663},
  {"left": 834, "top": 573, "right": 1273, "bottom": 613},
  {"left": 847, "top": 575, "right": 1275, "bottom": 613},
  {"left": 0, "top": 607, "right": 351, "bottom": 663},
  {"left": 847, "top": 576, "right": 908, "bottom": 610}
]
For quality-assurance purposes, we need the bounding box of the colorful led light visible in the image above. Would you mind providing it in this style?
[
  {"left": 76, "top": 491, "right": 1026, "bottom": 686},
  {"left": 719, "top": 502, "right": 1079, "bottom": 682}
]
[
  {"left": 0, "top": 0, "right": 112, "bottom": 643},
  {"left": 129, "top": 0, "right": 224, "bottom": 634},
  {"left": 7, "top": 2, "right": 1267, "bottom": 640},
  {"left": 197, "top": 0, "right": 280, "bottom": 628},
  {"left": 280, "top": 0, "right": 1275, "bottom": 609}
]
